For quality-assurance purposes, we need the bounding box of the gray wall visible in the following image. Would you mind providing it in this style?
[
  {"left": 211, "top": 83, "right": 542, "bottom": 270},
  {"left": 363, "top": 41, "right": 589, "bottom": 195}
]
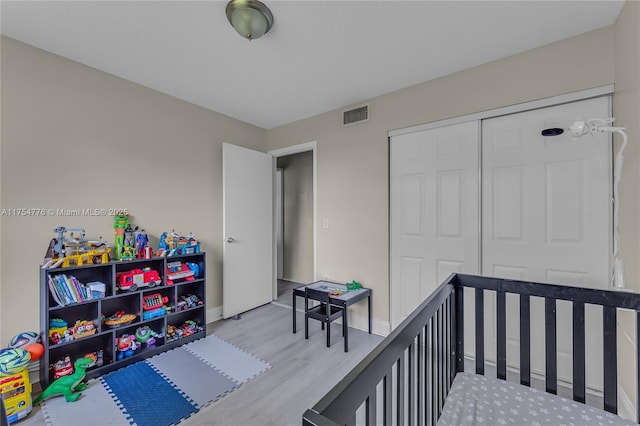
[
  {"left": 266, "top": 26, "right": 616, "bottom": 332},
  {"left": 0, "top": 37, "right": 267, "bottom": 341},
  {"left": 277, "top": 152, "right": 314, "bottom": 283}
]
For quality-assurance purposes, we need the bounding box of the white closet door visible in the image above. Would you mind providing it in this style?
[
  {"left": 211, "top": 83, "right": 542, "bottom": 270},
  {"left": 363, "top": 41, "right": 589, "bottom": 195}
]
[
  {"left": 390, "top": 121, "right": 480, "bottom": 329},
  {"left": 481, "top": 97, "right": 611, "bottom": 389}
]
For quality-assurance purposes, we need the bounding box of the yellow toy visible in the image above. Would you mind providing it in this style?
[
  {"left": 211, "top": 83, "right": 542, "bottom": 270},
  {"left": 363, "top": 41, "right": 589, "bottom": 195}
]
[{"left": 1, "top": 368, "right": 32, "bottom": 424}]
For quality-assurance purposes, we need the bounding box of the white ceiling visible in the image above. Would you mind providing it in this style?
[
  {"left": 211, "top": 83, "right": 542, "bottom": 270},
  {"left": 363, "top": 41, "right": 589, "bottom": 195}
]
[{"left": 1, "top": 1, "right": 625, "bottom": 129}]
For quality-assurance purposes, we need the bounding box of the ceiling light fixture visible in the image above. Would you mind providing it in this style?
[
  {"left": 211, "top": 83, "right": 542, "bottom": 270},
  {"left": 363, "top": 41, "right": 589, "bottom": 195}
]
[{"left": 226, "top": 0, "right": 274, "bottom": 41}]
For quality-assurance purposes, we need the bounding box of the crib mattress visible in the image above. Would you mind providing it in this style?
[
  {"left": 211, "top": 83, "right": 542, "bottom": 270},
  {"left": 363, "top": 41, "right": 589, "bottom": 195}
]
[{"left": 438, "top": 373, "right": 634, "bottom": 426}]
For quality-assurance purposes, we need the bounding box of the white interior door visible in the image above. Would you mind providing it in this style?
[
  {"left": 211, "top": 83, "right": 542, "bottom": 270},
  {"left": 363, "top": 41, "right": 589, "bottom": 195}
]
[
  {"left": 390, "top": 121, "right": 480, "bottom": 329},
  {"left": 223, "top": 143, "right": 274, "bottom": 318},
  {"left": 481, "top": 97, "right": 611, "bottom": 389}
]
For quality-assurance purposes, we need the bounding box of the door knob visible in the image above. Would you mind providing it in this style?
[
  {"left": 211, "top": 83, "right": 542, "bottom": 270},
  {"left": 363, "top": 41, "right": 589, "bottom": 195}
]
[{"left": 225, "top": 237, "right": 235, "bottom": 243}]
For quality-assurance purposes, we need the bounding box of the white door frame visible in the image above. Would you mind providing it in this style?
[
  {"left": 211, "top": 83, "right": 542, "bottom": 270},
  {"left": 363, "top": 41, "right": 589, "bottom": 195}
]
[{"left": 268, "top": 141, "right": 318, "bottom": 299}]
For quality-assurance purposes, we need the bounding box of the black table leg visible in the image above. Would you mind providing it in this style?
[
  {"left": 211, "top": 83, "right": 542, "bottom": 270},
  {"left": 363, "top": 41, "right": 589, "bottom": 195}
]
[
  {"left": 368, "top": 294, "right": 372, "bottom": 334},
  {"left": 292, "top": 291, "right": 297, "bottom": 333},
  {"left": 344, "top": 306, "right": 349, "bottom": 352}
]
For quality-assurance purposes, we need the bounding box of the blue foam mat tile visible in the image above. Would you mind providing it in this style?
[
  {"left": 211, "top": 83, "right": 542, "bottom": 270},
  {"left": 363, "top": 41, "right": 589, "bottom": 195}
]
[{"left": 102, "top": 361, "right": 197, "bottom": 426}]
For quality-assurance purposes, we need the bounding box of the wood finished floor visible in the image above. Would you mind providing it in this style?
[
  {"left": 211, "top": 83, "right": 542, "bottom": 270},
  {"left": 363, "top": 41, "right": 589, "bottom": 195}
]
[
  {"left": 183, "top": 300, "right": 382, "bottom": 425},
  {"left": 22, "top": 298, "right": 382, "bottom": 426}
]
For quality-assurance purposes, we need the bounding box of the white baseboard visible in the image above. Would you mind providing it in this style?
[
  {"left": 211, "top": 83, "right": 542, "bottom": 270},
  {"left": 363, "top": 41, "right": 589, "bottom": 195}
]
[
  {"left": 342, "top": 313, "right": 390, "bottom": 337},
  {"left": 207, "top": 305, "right": 223, "bottom": 323}
]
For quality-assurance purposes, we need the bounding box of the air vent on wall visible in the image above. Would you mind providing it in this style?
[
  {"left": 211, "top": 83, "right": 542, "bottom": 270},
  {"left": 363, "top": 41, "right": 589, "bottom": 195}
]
[{"left": 342, "top": 104, "right": 370, "bottom": 127}]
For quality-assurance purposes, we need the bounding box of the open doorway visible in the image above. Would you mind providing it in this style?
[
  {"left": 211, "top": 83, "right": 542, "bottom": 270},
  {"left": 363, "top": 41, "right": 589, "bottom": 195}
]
[{"left": 269, "top": 141, "right": 317, "bottom": 301}]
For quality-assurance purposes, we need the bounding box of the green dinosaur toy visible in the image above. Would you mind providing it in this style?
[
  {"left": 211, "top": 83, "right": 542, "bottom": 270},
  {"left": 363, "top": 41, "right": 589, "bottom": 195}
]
[{"left": 33, "top": 357, "right": 93, "bottom": 404}]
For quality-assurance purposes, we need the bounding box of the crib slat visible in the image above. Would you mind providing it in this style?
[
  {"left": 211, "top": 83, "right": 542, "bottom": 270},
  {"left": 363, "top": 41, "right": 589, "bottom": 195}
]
[
  {"left": 572, "top": 302, "right": 586, "bottom": 403},
  {"left": 431, "top": 318, "right": 436, "bottom": 426},
  {"left": 520, "top": 294, "right": 531, "bottom": 387},
  {"left": 545, "top": 297, "right": 557, "bottom": 394},
  {"left": 366, "top": 390, "right": 376, "bottom": 425},
  {"left": 455, "top": 286, "right": 464, "bottom": 374},
  {"left": 408, "top": 342, "right": 414, "bottom": 426},
  {"left": 418, "top": 330, "right": 424, "bottom": 426},
  {"left": 637, "top": 312, "right": 640, "bottom": 425},
  {"left": 397, "top": 355, "right": 405, "bottom": 425},
  {"left": 384, "top": 369, "right": 392, "bottom": 426},
  {"left": 475, "top": 288, "right": 485, "bottom": 375},
  {"left": 497, "top": 291, "right": 507, "bottom": 380},
  {"left": 437, "top": 307, "right": 443, "bottom": 418},
  {"left": 603, "top": 306, "right": 617, "bottom": 414}
]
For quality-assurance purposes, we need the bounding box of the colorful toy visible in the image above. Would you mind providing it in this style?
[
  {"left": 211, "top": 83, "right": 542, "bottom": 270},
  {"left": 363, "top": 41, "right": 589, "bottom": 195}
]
[
  {"left": 136, "top": 229, "right": 152, "bottom": 259},
  {"left": 113, "top": 213, "right": 129, "bottom": 260},
  {"left": 346, "top": 280, "right": 363, "bottom": 290},
  {"left": 49, "top": 319, "right": 68, "bottom": 344},
  {"left": 176, "top": 294, "right": 203, "bottom": 311},
  {"left": 1, "top": 368, "right": 32, "bottom": 424},
  {"left": 134, "top": 326, "right": 162, "bottom": 347},
  {"left": 0, "top": 348, "right": 31, "bottom": 376},
  {"left": 24, "top": 343, "right": 44, "bottom": 361},
  {"left": 34, "top": 357, "right": 93, "bottom": 404},
  {"left": 115, "top": 335, "right": 137, "bottom": 360},
  {"left": 71, "top": 320, "right": 96, "bottom": 339},
  {"left": 8, "top": 331, "right": 39, "bottom": 349},
  {"left": 142, "top": 293, "right": 171, "bottom": 319},
  {"left": 158, "top": 231, "right": 200, "bottom": 256},
  {"left": 116, "top": 267, "right": 162, "bottom": 291},
  {"left": 166, "top": 262, "right": 196, "bottom": 285},
  {"left": 83, "top": 350, "right": 104, "bottom": 368},
  {"left": 104, "top": 311, "right": 137, "bottom": 329},
  {"left": 43, "top": 227, "right": 111, "bottom": 268},
  {"left": 50, "top": 355, "right": 73, "bottom": 379}
]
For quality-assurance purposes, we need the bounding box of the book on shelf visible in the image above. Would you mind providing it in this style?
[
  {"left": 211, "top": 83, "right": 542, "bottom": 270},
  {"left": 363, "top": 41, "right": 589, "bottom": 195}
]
[{"left": 48, "top": 274, "right": 102, "bottom": 306}]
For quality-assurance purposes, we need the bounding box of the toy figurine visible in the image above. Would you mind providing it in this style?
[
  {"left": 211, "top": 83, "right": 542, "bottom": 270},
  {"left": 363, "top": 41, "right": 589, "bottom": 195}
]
[
  {"left": 136, "top": 229, "right": 151, "bottom": 258},
  {"left": 113, "top": 213, "right": 129, "bottom": 260},
  {"left": 34, "top": 357, "right": 93, "bottom": 404},
  {"left": 115, "top": 334, "right": 137, "bottom": 360},
  {"left": 134, "top": 326, "right": 162, "bottom": 347}
]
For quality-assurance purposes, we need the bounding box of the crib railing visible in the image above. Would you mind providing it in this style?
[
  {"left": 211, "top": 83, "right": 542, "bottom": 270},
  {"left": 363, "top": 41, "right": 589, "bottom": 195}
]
[
  {"left": 303, "top": 273, "right": 640, "bottom": 425},
  {"left": 303, "top": 277, "right": 456, "bottom": 425}
]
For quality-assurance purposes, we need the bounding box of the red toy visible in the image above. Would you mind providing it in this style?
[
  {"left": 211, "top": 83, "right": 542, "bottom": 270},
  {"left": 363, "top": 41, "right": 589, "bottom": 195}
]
[
  {"left": 166, "top": 262, "right": 195, "bottom": 285},
  {"left": 116, "top": 267, "right": 161, "bottom": 291}
]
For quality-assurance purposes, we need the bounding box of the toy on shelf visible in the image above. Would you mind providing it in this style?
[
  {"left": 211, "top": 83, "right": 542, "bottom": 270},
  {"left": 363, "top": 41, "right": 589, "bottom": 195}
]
[
  {"left": 115, "top": 335, "right": 137, "bottom": 360},
  {"left": 43, "top": 227, "right": 111, "bottom": 269},
  {"left": 158, "top": 231, "right": 200, "bottom": 257},
  {"left": 49, "top": 355, "right": 73, "bottom": 380},
  {"left": 113, "top": 213, "right": 129, "bottom": 260},
  {"left": 166, "top": 262, "right": 197, "bottom": 285},
  {"left": 34, "top": 357, "right": 92, "bottom": 404},
  {"left": 49, "top": 319, "right": 73, "bottom": 346},
  {"left": 167, "top": 320, "right": 204, "bottom": 343},
  {"left": 49, "top": 319, "right": 68, "bottom": 344},
  {"left": 83, "top": 350, "right": 104, "bottom": 368},
  {"left": 116, "top": 267, "right": 161, "bottom": 292},
  {"left": 176, "top": 294, "right": 203, "bottom": 312},
  {"left": 136, "top": 229, "right": 153, "bottom": 259},
  {"left": 134, "top": 326, "right": 162, "bottom": 348},
  {"left": 71, "top": 320, "right": 96, "bottom": 340},
  {"left": 142, "top": 293, "right": 171, "bottom": 320},
  {"left": 104, "top": 311, "right": 136, "bottom": 329}
]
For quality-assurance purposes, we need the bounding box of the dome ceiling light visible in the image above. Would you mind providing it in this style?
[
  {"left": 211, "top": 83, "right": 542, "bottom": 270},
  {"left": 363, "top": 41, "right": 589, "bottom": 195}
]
[{"left": 226, "top": 0, "right": 274, "bottom": 41}]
